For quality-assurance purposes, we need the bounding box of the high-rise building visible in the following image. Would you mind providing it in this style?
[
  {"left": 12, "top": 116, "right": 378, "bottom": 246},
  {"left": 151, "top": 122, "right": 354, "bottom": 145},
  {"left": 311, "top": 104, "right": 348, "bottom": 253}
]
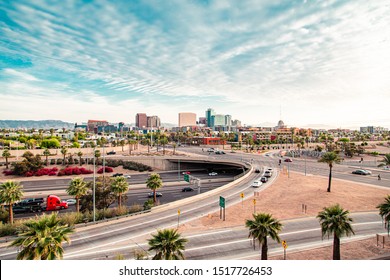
[
  {"left": 178, "top": 112, "right": 197, "bottom": 127},
  {"left": 147, "top": 116, "right": 161, "bottom": 128},
  {"left": 136, "top": 113, "right": 147, "bottom": 129},
  {"left": 225, "top": 115, "right": 232, "bottom": 127},
  {"left": 205, "top": 108, "right": 215, "bottom": 128},
  {"left": 211, "top": 114, "right": 225, "bottom": 127}
]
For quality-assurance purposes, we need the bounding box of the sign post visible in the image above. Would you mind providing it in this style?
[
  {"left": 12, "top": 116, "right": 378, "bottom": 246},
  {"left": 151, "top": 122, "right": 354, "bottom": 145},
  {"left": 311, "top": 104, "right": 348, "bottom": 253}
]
[
  {"left": 240, "top": 193, "right": 244, "bottom": 208},
  {"left": 282, "top": 240, "right": 288, "bottom": 260},
  {"left": 253, "top": 199, "right": 256, "bottom": 213},
  {"left": 219, "top": 196, "right": 226, "bottom": 221}
]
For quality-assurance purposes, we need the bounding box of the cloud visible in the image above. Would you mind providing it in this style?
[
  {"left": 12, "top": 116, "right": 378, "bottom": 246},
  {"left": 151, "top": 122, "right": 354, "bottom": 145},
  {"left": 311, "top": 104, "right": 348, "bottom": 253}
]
[{"left": 0, "top": 0, "right": 390, "bottom": 128}]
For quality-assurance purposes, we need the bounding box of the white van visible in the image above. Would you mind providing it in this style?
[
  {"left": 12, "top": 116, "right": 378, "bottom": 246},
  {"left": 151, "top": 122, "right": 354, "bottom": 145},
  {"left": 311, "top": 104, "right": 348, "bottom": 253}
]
[{"left": 252, "top": 181, "right": 262, "bottom": 188}]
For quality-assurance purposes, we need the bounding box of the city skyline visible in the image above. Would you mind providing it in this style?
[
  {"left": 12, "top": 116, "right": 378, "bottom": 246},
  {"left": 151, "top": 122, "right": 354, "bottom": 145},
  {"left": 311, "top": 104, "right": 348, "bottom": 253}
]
[{"left": 1, "top": 0, "right": 390, "bottom": 129}]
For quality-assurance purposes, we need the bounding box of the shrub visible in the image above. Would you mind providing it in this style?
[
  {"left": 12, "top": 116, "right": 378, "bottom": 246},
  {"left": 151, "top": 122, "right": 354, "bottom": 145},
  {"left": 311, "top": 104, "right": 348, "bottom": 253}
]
[
  {"left": 59, "top": 212, "right": 84, "bottom": 226},
  {"left": 50, "top": 159, "right": 56, "bottom": 165},
  {"left": 97, "top": 167, "right": 114, "bottom": 174},
  {"left": 3, "top": 170, "right": 14, "bottom": 176},
  {"left": 56, "top": 158, "right": 63, "bottom": 165},
  {"left": 57, "top": 166, "right": 93, "bottom": 176}
]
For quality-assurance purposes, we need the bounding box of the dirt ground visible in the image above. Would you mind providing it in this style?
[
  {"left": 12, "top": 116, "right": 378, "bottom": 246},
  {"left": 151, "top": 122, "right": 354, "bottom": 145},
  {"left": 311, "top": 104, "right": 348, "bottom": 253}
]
[{"left": 178, "top": 171, "right": 390, "bottom": 260}]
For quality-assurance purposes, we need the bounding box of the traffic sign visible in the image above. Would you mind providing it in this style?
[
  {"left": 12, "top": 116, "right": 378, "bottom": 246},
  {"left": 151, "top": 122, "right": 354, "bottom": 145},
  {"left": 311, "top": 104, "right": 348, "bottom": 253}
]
[
  {"left": 282, "top": 240, "right": 288, "bottom": 249},
  {"left": 184, "top": 174, "right": 190, "bottom": 182},
  {"left": 219, "top": 196, "right": 225, "bottom": 208},
  {"left": 178, "top": 209, "right": 181, "bottom": 215},
  {"left": 240, "top": 193, "right": 244, "bottom": 199},
  {"left": 253, "top": 199, "right": 256, "bottom": 205}
]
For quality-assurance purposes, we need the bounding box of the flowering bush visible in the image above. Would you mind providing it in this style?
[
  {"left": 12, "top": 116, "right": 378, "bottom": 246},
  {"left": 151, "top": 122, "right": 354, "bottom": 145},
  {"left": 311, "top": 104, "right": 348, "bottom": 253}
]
[
  {"left": 97, "top": 167, "right": 114, "bottom": 174},
  {"left": 2, "top": 170, "right": 14, "bottom": 176},
  {"left": 57, "top": 166, "right": 93, "bottom": 176}
]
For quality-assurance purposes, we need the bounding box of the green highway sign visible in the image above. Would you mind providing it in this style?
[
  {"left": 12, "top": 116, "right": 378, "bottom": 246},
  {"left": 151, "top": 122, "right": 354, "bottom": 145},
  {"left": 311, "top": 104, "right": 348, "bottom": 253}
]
[
  {"left": 184, "top": 174, "right": 190, "bottom": 182},
  {"left": 219, "top": 196, "right": 225, "bottom": 208}
]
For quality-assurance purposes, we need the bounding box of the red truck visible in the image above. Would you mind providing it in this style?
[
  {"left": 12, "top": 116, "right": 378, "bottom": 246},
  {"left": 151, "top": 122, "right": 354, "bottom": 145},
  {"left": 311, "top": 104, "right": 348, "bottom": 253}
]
[{"left": 41, "top": 195, "right": 68, "bottom": 211}]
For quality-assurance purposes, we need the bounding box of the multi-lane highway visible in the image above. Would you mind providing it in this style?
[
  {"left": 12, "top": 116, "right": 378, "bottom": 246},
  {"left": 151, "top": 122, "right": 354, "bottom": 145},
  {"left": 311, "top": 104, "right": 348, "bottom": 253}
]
[{"left": 1, "top": 146, "right": 388, "bottom": 260}]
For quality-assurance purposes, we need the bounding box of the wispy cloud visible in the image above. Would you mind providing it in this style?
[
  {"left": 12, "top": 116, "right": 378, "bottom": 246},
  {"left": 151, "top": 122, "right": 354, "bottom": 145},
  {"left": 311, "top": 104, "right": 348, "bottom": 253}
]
[{"left": 1, "top": 0, "right": 390, "bottom": 128}]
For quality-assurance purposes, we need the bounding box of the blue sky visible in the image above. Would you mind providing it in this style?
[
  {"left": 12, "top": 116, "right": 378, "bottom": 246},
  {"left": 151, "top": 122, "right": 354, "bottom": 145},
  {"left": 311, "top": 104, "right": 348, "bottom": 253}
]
[{"left": 1, "top": 0, "right": 390, "bottom": 129}]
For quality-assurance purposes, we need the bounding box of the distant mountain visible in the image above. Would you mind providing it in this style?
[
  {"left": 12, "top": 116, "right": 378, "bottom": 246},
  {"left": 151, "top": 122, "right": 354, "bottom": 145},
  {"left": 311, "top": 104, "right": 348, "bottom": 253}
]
[{"left": 0, "top": 120, "right": 75, "bottom": 129}]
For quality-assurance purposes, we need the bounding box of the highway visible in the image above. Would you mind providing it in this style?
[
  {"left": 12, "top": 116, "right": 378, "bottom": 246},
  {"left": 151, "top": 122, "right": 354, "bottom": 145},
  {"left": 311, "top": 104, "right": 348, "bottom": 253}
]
[{"left": 0, "top": 146, "right": 388, "bottom": 260}]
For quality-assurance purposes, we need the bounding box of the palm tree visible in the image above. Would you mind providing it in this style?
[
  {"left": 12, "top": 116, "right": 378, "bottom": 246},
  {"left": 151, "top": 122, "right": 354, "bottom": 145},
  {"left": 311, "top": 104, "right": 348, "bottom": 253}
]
[
  {"left": 66, "top": 177, "right": 88, "bottom": 213},
  {"left": 245, "top": 212, "right": 282, "bottom": 260},
  {"left": 77, "top": 151, "right": 83, "bottom": 166},
  {"left": 172, "top": 143, "right": 176, "bottom": 155},
  {"left": 377, "top": 195, "right": 390, "bottom": 235},
  {"left": 147, "top": 228, "right": 188, "bottom": 260},
  {"left": 317, "top": 204, "right": 355, "bottom": 260},
  {"left": 94, "top": 149, "right": 101, "bottom": 165},
  {"left": 378, "top": 154, "right": 390, "bottom": 168},
  {"left": 10, "top": 213, "right": 73, "bottom": 260},
  {"left": 318, "top": 152, "right": 341, "bottom": 192},
  {"left": 0, "top": 180, "right": 24, "bottom": 224},
  {"left": 43, "top": 148, "right": 51, "bottom": 166},
  {"left": 60, "top": 146, "right": 68, "bottom": 165},
  {"left": 119, "top": 140, "right": 126, "bottom": 152},
  {"left": 2, "top": 149, "right": 11, "bottom": 169},
  {"left": 160, "top": 137, "right": 168, "bottom": 155},
  {"left": 111, "top": 176, "right": 129, "bottom": 208},
  {"left": 146, "top": 173, "right": 163, "bottom": 204}
]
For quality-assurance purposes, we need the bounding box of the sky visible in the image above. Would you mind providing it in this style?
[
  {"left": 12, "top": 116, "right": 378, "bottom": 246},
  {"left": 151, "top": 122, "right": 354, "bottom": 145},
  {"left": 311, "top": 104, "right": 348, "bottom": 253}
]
[{"left": 1, "top": 0, "right": 390, "bottom": 129}]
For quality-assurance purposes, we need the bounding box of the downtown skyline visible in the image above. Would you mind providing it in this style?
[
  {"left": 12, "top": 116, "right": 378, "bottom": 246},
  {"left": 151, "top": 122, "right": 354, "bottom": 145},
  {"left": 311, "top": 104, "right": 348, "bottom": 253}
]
[{"left": 1, "top": 0, "right": 390, "bottom": 129}]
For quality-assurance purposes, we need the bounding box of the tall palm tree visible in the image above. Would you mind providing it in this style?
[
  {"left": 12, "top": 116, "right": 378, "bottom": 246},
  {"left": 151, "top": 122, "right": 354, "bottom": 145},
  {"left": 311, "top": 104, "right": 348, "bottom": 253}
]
[
  {"left": 318, "top": 152, "right": 341, "bottom": 192},
  {"left": 0, "top": 180, "right": 24, "bottom": 224},
  {"left": 317, "top": 204, "right": 355, "bottom": 260},
  {"left": 148, "top": 228, "right": 188, "bottom": 260},
  {"left": 2, "top": 149, "right": 11, "bottom": 169},
  {"left": 146, "top": 173, "right": 163, "bottom": 204},
  {"left": 43, "top": 148, "right": 51, "bottom": 166},
  {"left": 245, "top": 212, "right": 282, "bottom": 260},
  {"left": 66, "top": 177, "right": 88, "bottom": 213},
  {"left": 10, "top": 213, "right": 73, "bottom": 260},
  {"left": 377, "top": 195, "right": 390, "bottom": 235},
  {"left": 160, "top": 137, "right": 168, "bottom": 155},
  {"left": 111, "top": 176, "right": 129, "bottom": 208}
]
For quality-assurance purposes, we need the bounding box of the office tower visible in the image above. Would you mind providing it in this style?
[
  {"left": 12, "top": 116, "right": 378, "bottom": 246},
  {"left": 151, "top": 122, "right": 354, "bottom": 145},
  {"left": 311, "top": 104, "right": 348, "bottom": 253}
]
[
  {"left": 179, "top": 112, "right": 197, "bottom": 127},
  {"left": 136, "top": 113, "right": 147, "bottom": 128},
  {"left": 205, "top": 108, "right": 215, "bottom": 127}
]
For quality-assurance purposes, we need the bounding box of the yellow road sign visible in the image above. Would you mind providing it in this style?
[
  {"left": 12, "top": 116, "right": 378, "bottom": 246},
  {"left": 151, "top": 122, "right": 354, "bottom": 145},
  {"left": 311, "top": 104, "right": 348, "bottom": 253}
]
[
  {"left": 282, "top": 240, "right": 288, "bottom": 249},
  {"left": 240, "top": 193, "right": 244, "bottom": 199},
  {"left": 253, "top": 199, "right": 256, "bottom": 205},
  {"left": 178, "top": 209, "right": 181, "bottom": 215}
]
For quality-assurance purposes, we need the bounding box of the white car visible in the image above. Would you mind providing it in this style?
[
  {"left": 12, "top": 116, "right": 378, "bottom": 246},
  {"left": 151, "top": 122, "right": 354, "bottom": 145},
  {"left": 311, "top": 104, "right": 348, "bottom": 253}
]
[
  {"left": 383, "top": 166, "right": 390, "bottom": 170},
  {"left": 124, "top": 175, "right": 132, "bottom": 179},
  {"left": 66, "top": 199, "right": 77, "bottom": 205},
  {"left": 252, "top": 181, "right": 262, "bottom": 188},
  {"left": 208, "top": 172, "right": 218, "bottom": 176}
]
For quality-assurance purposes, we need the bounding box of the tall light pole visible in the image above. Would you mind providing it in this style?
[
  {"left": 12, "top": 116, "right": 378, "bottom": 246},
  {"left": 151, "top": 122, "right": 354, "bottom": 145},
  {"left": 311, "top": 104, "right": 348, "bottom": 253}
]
[{"left": 93, "top": 147, "right": 96, "bottom": 222}]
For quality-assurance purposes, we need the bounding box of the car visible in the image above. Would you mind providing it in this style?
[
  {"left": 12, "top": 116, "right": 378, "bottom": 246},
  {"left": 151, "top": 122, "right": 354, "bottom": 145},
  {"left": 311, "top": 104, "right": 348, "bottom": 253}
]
[
  {"left": 264, "top": 170, "right": 272, "bottom": 178},
  {"left": 182, "top": 171, "right": 191, "bottom": 175},
  {"left": 148, "top": 192, "right": 162, "bottom": 198},
  {"left": 383, "top": 166, "right": 390, "bottom": 170},
  {"left": 215, "top": 150, "right": 226, "bottom": 154},
  {"left": 252, "top": 181, "right": 262, "bottom": 188},
  {"left": 124, "top": 175, "right": 132, "bottom": 179},
  {"left": 284, "top": 158, "right": 293, "bottom": 162},
  {"left": 65, "top": 199, "right": 77, "bottom": 205},
  {"left": 112, "top": 173, "right": 123, "bottom": 177},
  {"left": 207, "top": 148, "right": 215, "bottom": 152},
  {"left": 208, "top": 172, "right": 218, "bottom": 176},
  {"left": 260, "top": 176, "right": 268, "bottom": 183},
  {"left": 255, "top": 168, "right": 260, "bottom": 173},
  {"left": 352, "top": 169, "right": 371, "bottom": 175},
  {"left": 107, "top": 151, "right": 116, "bottom": 155},
  {"left": 182, "top": 187, "right": 194, "bottom": 192}
]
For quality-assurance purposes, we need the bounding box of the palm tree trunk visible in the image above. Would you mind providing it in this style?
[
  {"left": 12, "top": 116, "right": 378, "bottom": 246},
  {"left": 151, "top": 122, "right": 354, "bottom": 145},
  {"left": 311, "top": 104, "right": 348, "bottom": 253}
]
[
  {"left": 261, "top": 239, "right": 268, "bottom": 260},
  {"left": 5, "top": 158, "right": 9, "bottom": 169},
  {"left": 327, "top": 165, "right": 332, "bottom": 192},
  {"left": 76, "top": 197, "right": 80, "bottom": 213},
  {"left": 8, "top": 203, "right": 13, "bottom": 224},
  {"left": 118, "top": 194, "right": 122, "bottom": 208},
  {"left": 333, "top": 233, "right": 341, "bottom": 260},
  {"left": 153, "top": 189, "right": 156, "bottom": 203}
]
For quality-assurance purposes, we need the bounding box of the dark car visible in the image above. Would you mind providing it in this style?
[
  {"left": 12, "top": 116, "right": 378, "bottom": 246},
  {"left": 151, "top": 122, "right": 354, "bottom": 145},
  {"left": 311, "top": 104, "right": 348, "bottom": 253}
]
[
  {"left": 260, "top": 176, "right": 268, "bottom": 183},
  {"left": 352, "top": 169, "right": 371, "bottom": 175},
  {"left": 148, "top": 192, "right": 162, "bottom": 198},
  {"left": 255, "top": 168, "right": 261, "bottom": 173},
  {"left": 182, "top": 187, "right": 194, "bottom": 192},
  {"left": 107, "top": 151, "right": 116, "bottom": 155},
  {"left": 264, "top": 170, "right": 272, "bottom": 178},
  {"left": 215, "top": 150, "right": 226, "bottom": 154},
  {"left": 284, "top": 158, "right": 293, "bottom": 162},
  {"left": 112, "top": 173, "right": 123, "bottom": 177}
]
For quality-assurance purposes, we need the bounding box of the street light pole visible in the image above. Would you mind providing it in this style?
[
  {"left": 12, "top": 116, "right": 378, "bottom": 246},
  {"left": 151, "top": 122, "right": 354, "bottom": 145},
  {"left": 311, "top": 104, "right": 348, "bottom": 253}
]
[{"left": 93, "top": 147, "right": 96, "bottom": 222}]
